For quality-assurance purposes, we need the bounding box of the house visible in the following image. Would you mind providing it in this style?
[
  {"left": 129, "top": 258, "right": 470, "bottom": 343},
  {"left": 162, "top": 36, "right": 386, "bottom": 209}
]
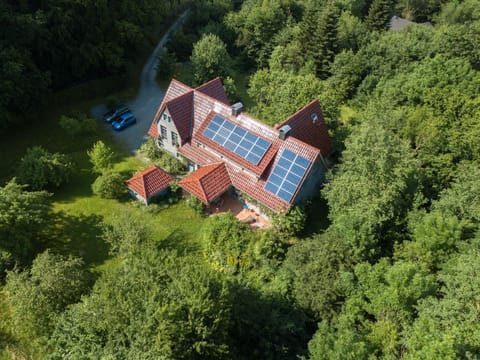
[
  {"left": 125, "top": 165, "right": 175, "bottom": 205},
  {"left": 147, "top": 77, "right": 333, "bottom": 212},
  {"left": 389, "top": 15, "right": 433, "bottom": 31}
]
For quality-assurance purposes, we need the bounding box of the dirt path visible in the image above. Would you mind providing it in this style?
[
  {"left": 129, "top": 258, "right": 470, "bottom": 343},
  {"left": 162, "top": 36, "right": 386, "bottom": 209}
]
[{"left": 91, "top": 9, "right": 190, "bottom": 152}]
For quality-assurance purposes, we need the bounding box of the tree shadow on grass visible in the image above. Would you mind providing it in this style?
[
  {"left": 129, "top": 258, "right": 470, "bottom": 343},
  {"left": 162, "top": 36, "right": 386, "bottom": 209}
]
[
  {"left": 48, "top": 211, "right": 110, "bottom": 266},
  {"left": 160, "top": 228, "right": 201, "bottom": 254}
]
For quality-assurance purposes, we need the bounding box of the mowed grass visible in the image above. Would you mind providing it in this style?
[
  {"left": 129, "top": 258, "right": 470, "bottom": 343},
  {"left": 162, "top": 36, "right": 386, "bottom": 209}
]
[{"left": 0, "top": 74, "right": 206, "bottom": 272}]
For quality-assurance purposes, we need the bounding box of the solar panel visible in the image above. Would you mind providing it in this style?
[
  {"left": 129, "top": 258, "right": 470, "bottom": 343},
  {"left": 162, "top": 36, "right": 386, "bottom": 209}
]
[
  {"left": 264, "top": 149, "right": 311, "bottom": 202},
  {"left": 203, "top": 115, "right": 271, "bottom": 165}
]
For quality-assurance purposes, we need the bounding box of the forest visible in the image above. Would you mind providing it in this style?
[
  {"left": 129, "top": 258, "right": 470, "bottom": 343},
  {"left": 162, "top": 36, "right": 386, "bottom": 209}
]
[{"left": 1, "top": 0, "right": 480, "bottom": 359}]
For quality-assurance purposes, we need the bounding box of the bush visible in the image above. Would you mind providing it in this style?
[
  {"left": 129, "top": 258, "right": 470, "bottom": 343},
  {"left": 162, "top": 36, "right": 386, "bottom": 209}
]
[
  {"left": 138, "top": 138, "right": 164, "bottom": 160},
  {"left": 223, "top": 76, "right": 237, "bottom": 102},
  {"left": 87, "top": 141, "right": 114, "bottom": 174},
  {"left": 272, "top": 206, "right": 306, "bottom": 240},
  {"left": 91, "top": 171, "right": 125, "bottom": 199},
  {"left": 138, "top": 138, "right": 185, "bottom": 175},
  {"left": 59, "top": 112, "right": 97, "bottom": 137},
  {"left": 201, "top": 212, "right": 252, "bottom": 273},
  {"left": 105, "top": 96, "right": 121, "bottom": 110},
  {"left": 186, "top": 195, "right": 206, "bottom": 214},
  {"left": 156, "top": 47, "right": 177, "bottom": 79},
  {"left": 17, "top": 146, "right": 73, "bottom": 190}
]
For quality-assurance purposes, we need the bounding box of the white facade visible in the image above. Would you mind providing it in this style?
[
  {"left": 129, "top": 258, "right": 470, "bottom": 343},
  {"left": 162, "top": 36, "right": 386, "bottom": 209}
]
[{"left": 156, "top": 109, "right": 180, "bottom": 157}]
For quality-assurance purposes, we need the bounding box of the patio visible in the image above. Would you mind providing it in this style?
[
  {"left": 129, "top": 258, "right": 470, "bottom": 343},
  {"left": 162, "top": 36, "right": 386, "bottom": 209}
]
[{"left": 208, "top": 194, "right": 271, "bottom": 229}]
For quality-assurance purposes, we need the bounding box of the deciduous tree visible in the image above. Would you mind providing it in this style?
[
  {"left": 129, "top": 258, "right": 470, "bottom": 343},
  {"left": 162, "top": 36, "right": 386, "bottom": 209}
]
[
  {"left": 190, "top": 34, "right": 231, "bottom": 85},
  {"left": 16, "top": 146, "right": 73, "bottom": 190}
]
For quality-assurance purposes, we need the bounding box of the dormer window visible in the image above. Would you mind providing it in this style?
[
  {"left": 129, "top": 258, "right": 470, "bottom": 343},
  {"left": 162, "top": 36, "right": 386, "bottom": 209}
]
[
  {"left": 311, "top": 113, "right": 318, "bottom": 123},
  {"left": 162, "top": 113, "right": 171, "bottom": 122}
]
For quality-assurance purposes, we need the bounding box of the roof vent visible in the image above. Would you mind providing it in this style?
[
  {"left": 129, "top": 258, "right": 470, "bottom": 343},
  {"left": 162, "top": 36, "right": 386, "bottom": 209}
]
[
  {"left": 311, "top": 113, "right": 318, "bottom": 123},
  {"left": 279, "top": 124, "right": 292, "bottom": 140},
  {"left": 232, "top": 102, "right": 244, "bottom": 116}
]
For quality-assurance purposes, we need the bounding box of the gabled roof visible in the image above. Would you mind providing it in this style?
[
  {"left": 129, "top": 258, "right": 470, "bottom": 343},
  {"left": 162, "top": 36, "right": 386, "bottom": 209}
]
[
  {"left": 125, "top": 165, "right": 175, "bottom": 200},
  {"left": 148, "top": 80, "right": 193, "bottom": 138},
  {"left": 178, "top": 163, "right": 232, "bottom": 204},
  {"left": 149, "top": 77, "right": 333, "bottom": 211},
  {"left": 148, "top": 78, "right": 229, "bottom": 140},
  {"left": 275, "top": 100, "right": 333, "bottom": 157},
  {"left": 165, "top": 91, "right": 194, "bottom": 143},
  {"left": 195, "top": 77, "right": 230, "bottom": 105},
  {"left": 192, "top": 111, "right": 281, "bottom": 177},
  {"left": 178, "top": 136, "right": 320, "bottom": 211}
]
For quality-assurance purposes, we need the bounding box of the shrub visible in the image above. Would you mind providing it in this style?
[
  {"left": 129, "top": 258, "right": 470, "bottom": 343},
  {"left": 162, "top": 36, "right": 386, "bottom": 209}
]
[
  {"left": 223, "top": 76, "right": 237, "bottom": 102},
  {"left": 91, "top": 171, "right": 125, "bottom": 199},
  {"left": 201, "top": 212, "right": 252, "bottom": 273},
  {"left": 17, "top": 146, "right": 73, "bottom": 190},
  {"left": 272, "top": 206, "right": 306, "bottom": 240},
  {"left": 59, "top": 112, "right": 97, "bottom": 137},
  {"left": 87, "top": 141, "right": 114, "bottom": 174},
  {"left": 138, "top": 138, "right": 164, "bottom": 160},
  {"left": 138, "top": 138, "right": 185, "bottom": 175},
  {"left": 156, "top": 47, "right": 177, "bottom": 79},
  {"left": 105, "top": 96, "right": 121, "bottom": 110},
  {"left": 186, "top": 195, "right": 206, "bottom": 214}
]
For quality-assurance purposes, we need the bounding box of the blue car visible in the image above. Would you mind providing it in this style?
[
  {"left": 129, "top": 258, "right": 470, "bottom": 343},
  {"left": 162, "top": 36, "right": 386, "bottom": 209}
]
[{"left": 112, "top": 112, "right": 136, "bottom": 131}]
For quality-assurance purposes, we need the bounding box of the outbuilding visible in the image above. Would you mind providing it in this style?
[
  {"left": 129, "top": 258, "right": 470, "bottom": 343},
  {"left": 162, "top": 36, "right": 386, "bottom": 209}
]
[{"left": 125, "top": 165, "right": 174, "bottom": 205}]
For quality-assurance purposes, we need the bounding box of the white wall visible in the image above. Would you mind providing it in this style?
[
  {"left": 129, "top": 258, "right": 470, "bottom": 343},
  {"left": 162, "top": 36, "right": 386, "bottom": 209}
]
[{"left": 156, "top": 108, "right": 181, "bottom": 157}]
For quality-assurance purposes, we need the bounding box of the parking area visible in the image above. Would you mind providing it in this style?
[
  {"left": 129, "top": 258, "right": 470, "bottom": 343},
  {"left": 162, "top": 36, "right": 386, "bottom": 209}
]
[
  {"left": 90, "top": 10, "right": 190, "bottom": 153},
  {"left": 90, "top": 92, "right": 163, "bottom": 152}
]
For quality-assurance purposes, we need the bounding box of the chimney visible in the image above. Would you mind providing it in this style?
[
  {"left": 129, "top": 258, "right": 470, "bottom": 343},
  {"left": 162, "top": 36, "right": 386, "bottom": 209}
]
[
  {"left": 232, "top": 102, "right": 244, "bottom": 116},
  {"left": 278, "top": 124, "right": 291, "bottom": 140}
]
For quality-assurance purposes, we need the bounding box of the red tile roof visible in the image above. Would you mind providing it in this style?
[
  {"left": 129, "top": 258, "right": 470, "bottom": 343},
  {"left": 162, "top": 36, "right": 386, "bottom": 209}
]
[
  {"left": 275, "top": 100, "right": 333, "bottom": 157},
  {"left": 165, "top": 91, "right": 193, "bottom": 143},
  {"left": 178, "top": 142, "right": 220, "bottom": 165},
  {"left": 179, "top": 163, "right": 232, "bottom": 204},
  {"left": 148, "top": 80, "right": 193, "bottom": 138},
  {"left": 147, "top": 77, "right": 333, "bottom": 211},
  {"left": 178, "top": 137, "right": 319, "bottom": 211},
  {"left": 125, "top": 165, "right": 175, "bottom": 200},
  {"left": 195, "top": 77, "right": 230, "bottom": 105},
  {"left": 193, "top": 111, "right": 280, "bottom": 177}
]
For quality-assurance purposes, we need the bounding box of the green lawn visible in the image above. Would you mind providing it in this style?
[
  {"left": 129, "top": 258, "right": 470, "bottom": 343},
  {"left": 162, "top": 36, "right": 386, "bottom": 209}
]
[{"left": 0, "top": 61, "right": 207, "bottom": 271}]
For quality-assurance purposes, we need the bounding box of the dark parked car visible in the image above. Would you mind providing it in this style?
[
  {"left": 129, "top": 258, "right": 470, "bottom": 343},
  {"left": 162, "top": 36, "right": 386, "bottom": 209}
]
[
  {"left": 103, "top": 104, "right": 130, "bottom": 123},
  {"left": 112, "top": 112, "right": 137, "bottom": 131}
]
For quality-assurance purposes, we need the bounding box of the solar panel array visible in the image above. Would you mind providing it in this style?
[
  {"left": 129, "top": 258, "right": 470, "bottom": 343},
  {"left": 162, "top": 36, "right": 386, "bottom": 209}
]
[
  {"left": 264, "top": 149, "right": 311, "bottom": 202},
  {"left": 203, "top": 115, "right": 271, "bottom": 165}
]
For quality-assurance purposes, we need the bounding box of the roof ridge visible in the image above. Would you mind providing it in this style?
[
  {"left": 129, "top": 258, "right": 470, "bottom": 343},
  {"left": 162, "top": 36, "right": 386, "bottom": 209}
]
[
  {"left": 194, "top": 76, "right": 221, "bottom": 90},
  {"left": 171, "top": 78, "right": 193, "bottom": 90},
  {"left": 193, "top": 89, "right": 228, "bottom": 107},
  {"left": 275, "top": 99, "right": 320, "bottom": 129},
  {"left": 165, "top": 90, "right": 194, "bottom": 106}
]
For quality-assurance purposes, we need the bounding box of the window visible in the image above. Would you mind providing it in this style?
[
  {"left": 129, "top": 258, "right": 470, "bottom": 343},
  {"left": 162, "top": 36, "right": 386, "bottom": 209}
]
[
  {"left": 171, "top": 132, "right": 178, "bottom": 147},
  {"left": 160, "top": 125, "right": 167, "bottom": 140}
]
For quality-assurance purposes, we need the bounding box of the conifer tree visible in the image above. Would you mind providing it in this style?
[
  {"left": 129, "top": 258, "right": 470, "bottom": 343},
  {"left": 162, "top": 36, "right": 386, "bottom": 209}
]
[
  {"left": 299, "top": 1, "right": 340, "bottom": 78},
  {"left": 365, "top": 0, "right": 392, "bottom": 31}
]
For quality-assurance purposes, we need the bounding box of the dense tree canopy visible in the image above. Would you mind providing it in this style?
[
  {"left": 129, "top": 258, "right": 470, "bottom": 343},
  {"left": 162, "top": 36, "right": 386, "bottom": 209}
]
[
  {"left": 0, "top": 179, "right": 52, "bottom": 273},
  {"left": 0, "top": 0, "right": 189, "bottom": 130}
]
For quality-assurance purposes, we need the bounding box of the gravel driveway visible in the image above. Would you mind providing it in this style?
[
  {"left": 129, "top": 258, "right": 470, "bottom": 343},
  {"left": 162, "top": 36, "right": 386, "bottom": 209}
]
[{"left": 90, "top": 10, "right": 190, "bottom": 152}]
